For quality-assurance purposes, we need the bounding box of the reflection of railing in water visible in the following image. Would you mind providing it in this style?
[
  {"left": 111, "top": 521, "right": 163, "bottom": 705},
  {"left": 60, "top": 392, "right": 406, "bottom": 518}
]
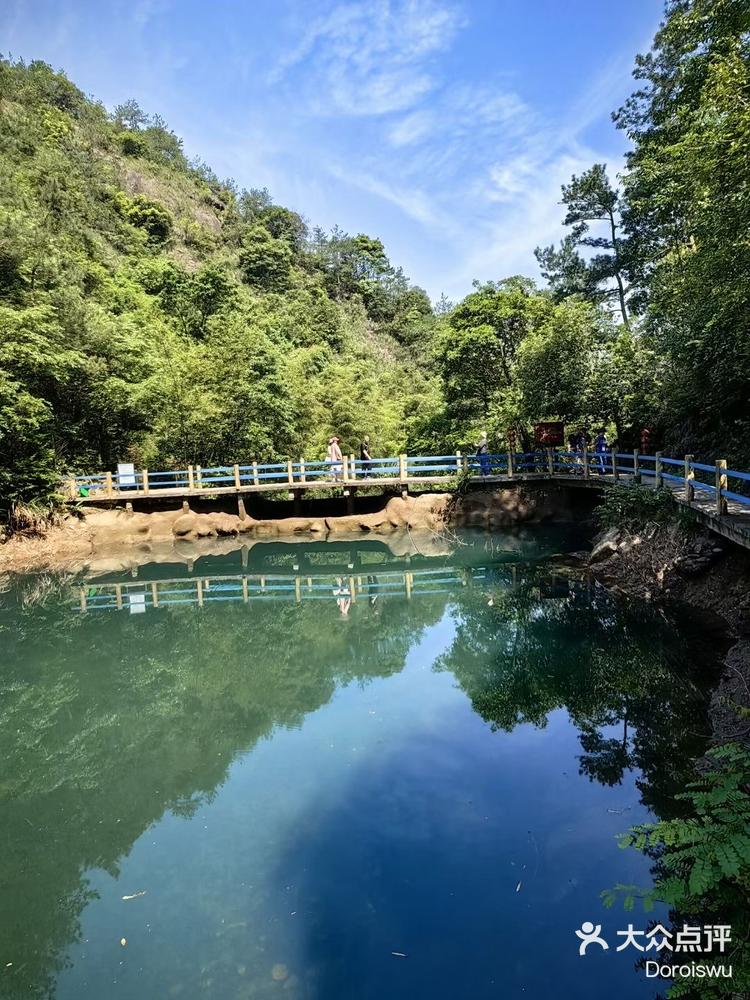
[
  {"left": 75, "top": 566, "right": 494, "bottom": 614},
  {"left": 73, "top": 564, "right": 589, "bottom": 614}
]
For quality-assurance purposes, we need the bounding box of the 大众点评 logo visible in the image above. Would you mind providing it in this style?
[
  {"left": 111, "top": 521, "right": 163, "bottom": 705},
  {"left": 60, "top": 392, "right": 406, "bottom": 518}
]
[
  {"left": 575, "top": 922, "right": 734, "bottom": 980},
  {"left": 575, "top": 922, "right": 731, "bottom": 956}
]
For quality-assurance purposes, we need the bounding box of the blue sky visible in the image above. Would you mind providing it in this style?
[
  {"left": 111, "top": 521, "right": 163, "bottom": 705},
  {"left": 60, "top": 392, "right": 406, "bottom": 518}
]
[{"left": 2, "top": 0, "right": 662, "bottom": 301}]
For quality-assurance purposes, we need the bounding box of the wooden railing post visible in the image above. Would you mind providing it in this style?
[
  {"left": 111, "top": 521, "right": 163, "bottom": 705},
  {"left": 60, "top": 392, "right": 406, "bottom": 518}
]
[
  {"left": 142, "top": 469, "right": 149, "bottom": 495},
  {"left": 399, "top": 454, "right": 408, "bottom": 481},
  {"left": 66, "top": 478, "right": 77, "bottom": 500},
  {"left": 582, "top": 448, "right": 589, "bottom": 479},
  {"left": 105, "top": 470, "right": 114, "bottom": 497},
  {"left": 456, "top": 451, "right": 462, "bottom": 475},
  {"left": 233, "top": 464, "right": 241, "bottom": 489},
  {"left": 655, "top": 451, "right": 663, "bottom": 488},
  {"left": 350, "top": 453, "right": 356, "bottom": 480},
  {"left": 187, "top": 464, "right": 195, "bottom": 490},
  {"left": 287, "top": 459, "right": 294, "bottom": 485},
  {"left": 300, "top": 458, "right": 306, "bottom": 484},
  {"left": 612, "top": 451, "right": 619, "bottom": 482},
  {"left": 507, "top": 451, "right": 514, "bottom": 477},
  {"left": 684, "top": 455, "right": 694, "bottom": 503},
  {"left": 633, "top": 449, "right": 641, "bottom": 483},
  {"left": 716, "top": 459, "right": 727, "bottom": 515},
  {"left": 196, "top": 465, "right": 203, "bottom": 489},
  {"left": 252, "top": 461, "right": 259, "bottom": 486},
  {"left": 546, "top": 447, "right": 554, "bottom": 476},
  {"left": 342, "top": 455, "right": 350, "bottom": 484}
]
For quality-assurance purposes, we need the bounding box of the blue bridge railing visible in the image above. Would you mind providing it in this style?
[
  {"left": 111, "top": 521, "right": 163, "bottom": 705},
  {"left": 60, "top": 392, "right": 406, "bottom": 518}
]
[{"left": 65, "top": 449, "right": 750, "bottom": 514}]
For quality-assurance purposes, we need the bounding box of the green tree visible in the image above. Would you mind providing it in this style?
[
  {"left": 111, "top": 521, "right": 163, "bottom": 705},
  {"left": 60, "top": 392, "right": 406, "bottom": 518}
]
[
  {"left": 439, "top": 277, "right": 550, "bottom": 431},
  {"left": 238, "top": 225, "right": 292, "bottom": 290},
  {"left": 536, "top": 164, "right": 630, "bottom": 326},
  {"left": 614, "top": 0, "right": 750, "bottom": 461}
]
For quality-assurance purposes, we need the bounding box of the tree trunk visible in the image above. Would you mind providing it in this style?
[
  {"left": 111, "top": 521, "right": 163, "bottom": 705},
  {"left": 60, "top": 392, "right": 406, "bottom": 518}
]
[{"left": 608, "top": 209, "right": 630, "bottom": 328}]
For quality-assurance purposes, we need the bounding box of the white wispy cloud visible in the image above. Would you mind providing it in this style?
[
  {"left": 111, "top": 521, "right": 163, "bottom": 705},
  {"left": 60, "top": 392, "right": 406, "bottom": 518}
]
[
  {"left": 323, "top": 38, "right": 632, "bottom": 299},
  {"left": 269, "top": 0, "right": 465, "bottom": 116}
]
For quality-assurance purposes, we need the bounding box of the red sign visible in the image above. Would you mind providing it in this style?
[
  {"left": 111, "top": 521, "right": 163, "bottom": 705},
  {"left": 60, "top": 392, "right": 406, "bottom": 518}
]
[{"left": 534, "top": 421, "right": 565, "bottom": 446}]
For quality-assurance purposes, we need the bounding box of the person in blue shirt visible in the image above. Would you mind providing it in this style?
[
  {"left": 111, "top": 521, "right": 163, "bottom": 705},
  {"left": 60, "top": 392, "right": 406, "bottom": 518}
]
[
  {"left": 594, "top": 429, "right": 608, "bottom": 474},
  {"left": 476, "top": 431, "right": 491, "bottom": 476}
]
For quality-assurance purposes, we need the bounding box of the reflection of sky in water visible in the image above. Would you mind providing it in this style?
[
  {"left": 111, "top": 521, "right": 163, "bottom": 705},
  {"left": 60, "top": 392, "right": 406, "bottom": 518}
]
[{"left": 1, "top": 533, "right": 717, "bottom": 1000}]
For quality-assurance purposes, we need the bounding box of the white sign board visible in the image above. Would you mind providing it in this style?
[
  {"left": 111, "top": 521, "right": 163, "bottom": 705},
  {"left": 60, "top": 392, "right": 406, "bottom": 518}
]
[{"left": 117, "top": 463, "right": 136, "bottom": 487}]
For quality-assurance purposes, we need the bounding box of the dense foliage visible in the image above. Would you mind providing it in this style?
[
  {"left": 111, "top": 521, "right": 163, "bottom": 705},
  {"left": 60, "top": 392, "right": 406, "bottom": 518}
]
[
  {"left": 0, "top": 59, "right": 442, "bottom": 512},
  {"left": 2, "top": 0, "right": 750, "bottom": 512},
  {"left": 538, "top": 0, "right": 750, "bottom": 464}
]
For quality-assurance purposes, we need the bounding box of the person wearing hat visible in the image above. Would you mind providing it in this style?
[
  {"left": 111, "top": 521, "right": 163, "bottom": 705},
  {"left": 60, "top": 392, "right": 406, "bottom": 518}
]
[
  {"left": 327, "top": 436, "right": 343, "bottom": 481},
  {"left": 476, "top": 431, "right": 490, "bottom": 476}
]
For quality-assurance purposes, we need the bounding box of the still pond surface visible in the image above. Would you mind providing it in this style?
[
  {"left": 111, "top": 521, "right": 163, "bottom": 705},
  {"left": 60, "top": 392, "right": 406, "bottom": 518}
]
[{"left": 1, "top": 527, "right": 718, "bottom": 999}]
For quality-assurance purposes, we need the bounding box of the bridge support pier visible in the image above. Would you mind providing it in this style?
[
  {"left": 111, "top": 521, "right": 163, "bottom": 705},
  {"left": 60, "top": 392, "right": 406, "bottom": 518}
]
[
  {"left": 293, "top": 489, "right": 303, "bottom": 516},
  {"left": 344, "top": 487, "right": 356, "bottom": 514}
]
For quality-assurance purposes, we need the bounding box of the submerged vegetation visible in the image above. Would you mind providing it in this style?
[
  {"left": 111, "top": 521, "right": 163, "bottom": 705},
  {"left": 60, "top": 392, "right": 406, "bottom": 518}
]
[{"left": 2, "top": 0, "right": 750, "bottom": 515}]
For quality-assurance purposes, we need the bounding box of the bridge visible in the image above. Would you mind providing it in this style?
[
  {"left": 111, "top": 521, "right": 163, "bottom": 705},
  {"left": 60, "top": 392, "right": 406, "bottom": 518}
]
[{"left": 67, "top": 449, "right": 750, "bottom": 550}]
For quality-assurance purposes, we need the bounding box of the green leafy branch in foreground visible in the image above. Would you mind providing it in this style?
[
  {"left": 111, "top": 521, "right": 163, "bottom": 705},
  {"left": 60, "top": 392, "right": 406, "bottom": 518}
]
[{"left": 603, "top": 742, "right": 750, "bottom": 998}]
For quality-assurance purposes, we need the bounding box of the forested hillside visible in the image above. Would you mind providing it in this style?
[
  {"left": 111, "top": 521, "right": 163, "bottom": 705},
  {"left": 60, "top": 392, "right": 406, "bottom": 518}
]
[
  {"left": 1, "top": 0, "right": 749, "bottom": 513},
  {"left": 0, "top": 58, "right": 444, "bottom": 507}
]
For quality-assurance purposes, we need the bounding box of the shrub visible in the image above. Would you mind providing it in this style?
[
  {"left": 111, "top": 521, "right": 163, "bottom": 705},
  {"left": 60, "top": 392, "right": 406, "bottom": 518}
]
[
  {"left": 112, "top": 190, "right": 172, "bottom": 245},
  {"left": 595, "top": 483, "right": 688, "bottom": 531},
  {"left": 117, "top": 130, "right": 148, "bottom": 157},
  {"left": 238, "top": 225, "right": 292, "bottom": 290}
]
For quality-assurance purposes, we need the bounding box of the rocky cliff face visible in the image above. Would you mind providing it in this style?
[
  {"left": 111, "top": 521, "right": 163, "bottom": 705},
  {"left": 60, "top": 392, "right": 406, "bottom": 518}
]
[{"left": 589, "top": 523, "right": 750, "bottom": 743}]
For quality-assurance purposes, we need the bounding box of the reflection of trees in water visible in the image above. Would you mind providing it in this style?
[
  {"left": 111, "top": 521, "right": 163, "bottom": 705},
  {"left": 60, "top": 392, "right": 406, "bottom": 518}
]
[
  {"left": 0, "top": 586, "right": 446, "bottom": 1000},
  {"left": 436, "top": 568, "right": 716, "bottom": 818},
  {"left": 0, "top": 560, "right": 717, "bottom": 999}
]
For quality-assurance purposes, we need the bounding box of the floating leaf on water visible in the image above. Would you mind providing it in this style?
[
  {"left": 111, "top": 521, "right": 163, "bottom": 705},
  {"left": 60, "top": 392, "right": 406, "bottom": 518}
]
[
  {"left": 122, "top": 891, "right": 147, "bottom": 900},
  {"left": 516, "top": 881, "right": 522, "bottom": 892}
]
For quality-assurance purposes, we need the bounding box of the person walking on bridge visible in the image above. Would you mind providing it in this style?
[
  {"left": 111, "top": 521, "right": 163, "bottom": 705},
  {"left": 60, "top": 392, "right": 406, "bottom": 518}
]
[
  {"left": 359, "top": 435, "right": 372, "bottom": 478},
  {"left": 594, "top": 429, "right": 608, "bottom": 475},
  {"left": 327, "top": 436, "right": 343, "bottom": 481},
  {"left": 476, "top": 431, "right": 490, "bottom": 476}
]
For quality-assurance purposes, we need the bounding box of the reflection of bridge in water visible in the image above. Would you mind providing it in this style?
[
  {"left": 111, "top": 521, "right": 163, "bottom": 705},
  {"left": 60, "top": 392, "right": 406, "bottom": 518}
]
[{"left": 73, "top": 563, "right": 581, "bottom": 614}]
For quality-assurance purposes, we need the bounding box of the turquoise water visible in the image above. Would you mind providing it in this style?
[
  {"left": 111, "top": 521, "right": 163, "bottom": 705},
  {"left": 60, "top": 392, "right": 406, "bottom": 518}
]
[{"left": 0, "top": 528, "right": 718, "bottom": 999}]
